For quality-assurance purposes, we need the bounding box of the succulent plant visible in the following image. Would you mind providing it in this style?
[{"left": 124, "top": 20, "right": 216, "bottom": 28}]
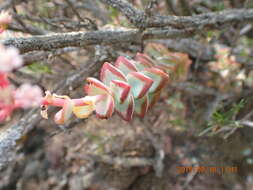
[{"left": 41, "top": 53, "right": 169, "bottom": 124}]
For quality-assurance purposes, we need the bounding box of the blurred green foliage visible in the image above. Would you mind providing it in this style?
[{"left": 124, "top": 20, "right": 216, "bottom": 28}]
[{"left": 25, "top": 62, "right": 53, "bottom": 74}]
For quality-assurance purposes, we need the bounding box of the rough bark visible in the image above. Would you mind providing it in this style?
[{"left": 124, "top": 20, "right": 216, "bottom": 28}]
[
  {"left": 99, "top": 0, "right": 253, "bottom": 29},
  {"left": 1, "top": 9, "right": 253, "bottom": 54}
]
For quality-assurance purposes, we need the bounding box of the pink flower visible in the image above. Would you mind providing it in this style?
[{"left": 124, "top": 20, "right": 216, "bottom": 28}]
[
  {"left": 0, "top": 11, "right": 12, "bottom": 33},
  {"left": 14, "top": 84, "right": 43, "bottom": 108},
  {"left": 0, "top": 45, "right": 23, "bottom": 72},
  {"left": 0, "top": 72, "right": 9, "bottom": 88},
  {"left": 0, "top": 86, "right": 15, "bottom": 122},
  {"left": 0, "top": 105, "right": 14, "bottom": 122}
]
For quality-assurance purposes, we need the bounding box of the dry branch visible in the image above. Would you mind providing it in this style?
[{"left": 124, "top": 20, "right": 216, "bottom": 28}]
[
  {"left": 151, "top": 39, "right": 215, "bottom": 61},
  {"left": 1, "top": 29, "right": 192, "bottom": 53},
  {"left": 22, "top": 47, "right": 80, "bottom": 64},
  {"left": 2, "top": 30, "right": 140, "bottom": 53},
  {"left": 99, "top": 0, "right": 253, "bottom": 29},
  {"left": 1, "top": 8, "right": 253, "bottom": 54}
]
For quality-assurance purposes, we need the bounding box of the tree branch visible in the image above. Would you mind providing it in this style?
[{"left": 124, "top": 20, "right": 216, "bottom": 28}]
[
  {"left": 2, "top": 30, "right": 140, "bottom": 53},
  {"left": 151, "top": 39, "right": 215, "bottom": 61},
  {"left": 21, "top": 47, "right": 80, "bottom": 64},
  {"left": 99, "top": 0, "right": 253, "bottom": 29},
  {"left": 2, "top": 8, "right": 253, "bottom": 54},
  {"left": 1, "top": 29, "right": 193, "bottom": 54},
  {"left": 99, "top": 0, "right": 146, "bottom": 27}
]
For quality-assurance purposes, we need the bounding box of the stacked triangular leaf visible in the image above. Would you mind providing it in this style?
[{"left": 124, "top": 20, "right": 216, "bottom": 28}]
[{"left": 41, "top": 53, "right": 169, "bottom": 124}]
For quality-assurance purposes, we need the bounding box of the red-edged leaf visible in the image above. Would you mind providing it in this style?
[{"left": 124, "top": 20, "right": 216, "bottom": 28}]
[
  {"left": 95, "top": 94, "right": 114, "bottom": 119},
  {"left": 84, "top": 77, "right": 110, "bottom": 96},
  {"left": 54, "top": 99, "right": 74, "bottom": 125},
  {"left": 135, "top": 53, "right": 155, "bottom": 64},
  {"left": 110, "top": 80, "right": 131, "bottom": 103},
  {"left": 142, "top": 67, "right": 169, "bottom": 93},
  {"left": 100, "top": 62, "right": 126, "bottom": 86},
  {"left": 134, "top": 53, "right": 154, "bottom": 70},
  {"left": 126, "top": 72, "right": 153, "bottom": 99},
  {"left": 115, "top": 94, "right": 134, "bottom": 121},
  {"left": 115, "top": 56, "right": 138, "bottom": 75},
  {"left": 135, "top": 95, "right": 149, "bottom": 118},
  {"left": 148, "top": 90, "right": 161, "bottom": 110}
]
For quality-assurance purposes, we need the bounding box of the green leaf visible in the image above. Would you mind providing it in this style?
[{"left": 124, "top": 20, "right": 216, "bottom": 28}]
[
  {"left": 26, "top": 62, "right": 53, "bottom": 74},
  {"left": 126, "top": 72, "right": 153, "bottom": 99},
  {"left": 114, "top": 94, "right": 134, "bottom": 121},
  {"left": 95, "top": 94, "right": 114, "bottom": 119},
  {"left": 135, "top": 95, "right": 149, "bottom": 117}
]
